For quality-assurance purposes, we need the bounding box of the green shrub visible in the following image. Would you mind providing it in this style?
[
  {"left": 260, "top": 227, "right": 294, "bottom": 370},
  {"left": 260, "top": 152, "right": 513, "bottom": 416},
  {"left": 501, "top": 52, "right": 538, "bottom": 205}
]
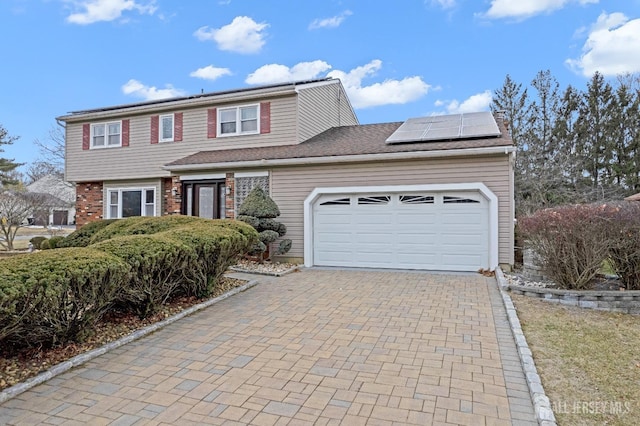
[
  {"left": 0, "top": 248, "right": 130, "bottom": 349},
  {"left": 39, "top": 239, "right": 50, "bottom": 250},
  {"left": 89, "top": 215, "right": 203, "bottom": 244},
  {"left": 236, "top": 188, "right": 291, "bottom": 259},
  {"left": 158, "top": 221, "right": 258, "bottom": 297},
  {"left": 91, "top": 234, "right": 196, "bottom": 318},
  {"left": 48, "top": 236, "right": 65, "bottom": 249},
  {"left": 519, "top": 203, "right": 614, "bottom": 289},
  {"left": 29, "top": 236, "right": 47, "bottom": 249},
  {"left": 58, "top": 219, "right": 119, "bottom": 247}
]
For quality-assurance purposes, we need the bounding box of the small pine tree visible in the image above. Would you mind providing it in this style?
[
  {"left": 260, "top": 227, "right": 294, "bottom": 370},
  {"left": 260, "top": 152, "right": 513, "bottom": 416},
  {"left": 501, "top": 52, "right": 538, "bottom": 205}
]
[{"left": 237, "top": 187, "right": 291, "bottom": 260}]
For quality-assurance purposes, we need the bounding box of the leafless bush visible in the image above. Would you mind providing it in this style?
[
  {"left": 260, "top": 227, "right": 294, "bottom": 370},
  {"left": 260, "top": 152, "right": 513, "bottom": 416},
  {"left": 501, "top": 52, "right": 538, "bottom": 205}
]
[{"left": 519, "top": 203, "right": 615, "bottom": 289}]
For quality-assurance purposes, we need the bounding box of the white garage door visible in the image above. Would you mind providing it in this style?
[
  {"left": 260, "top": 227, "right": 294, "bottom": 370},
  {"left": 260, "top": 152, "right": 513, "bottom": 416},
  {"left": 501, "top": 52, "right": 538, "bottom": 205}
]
[{"left": 313, "top": 192, "right": 489, "bottom": 271}]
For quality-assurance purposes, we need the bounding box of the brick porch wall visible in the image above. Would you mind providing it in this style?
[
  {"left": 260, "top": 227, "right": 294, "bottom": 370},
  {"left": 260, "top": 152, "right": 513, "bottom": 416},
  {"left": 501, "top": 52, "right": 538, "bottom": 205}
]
[
  {"left": 162, "top": 177, "right": 182, "bottom": 215},
  {"left": 75, "top": 182, "right": 103, "bottom": 227}
]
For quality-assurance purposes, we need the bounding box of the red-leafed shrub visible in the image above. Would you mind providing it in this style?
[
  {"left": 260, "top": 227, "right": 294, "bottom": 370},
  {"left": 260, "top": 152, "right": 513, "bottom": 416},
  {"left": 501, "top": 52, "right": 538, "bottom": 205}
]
[
  {"left": 519, "top": 203, "right": 615, "bottom": 289},
  {"left": 605, "top": 202, "right": 640, "bottom": 290}
]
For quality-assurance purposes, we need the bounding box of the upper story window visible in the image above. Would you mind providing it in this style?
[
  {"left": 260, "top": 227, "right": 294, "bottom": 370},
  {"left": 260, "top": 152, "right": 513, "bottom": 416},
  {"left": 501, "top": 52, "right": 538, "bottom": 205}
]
[
  {"left": 91, "top": 121, "right": 121, "bottom": 148},
  {"left": 219, "top": 104, "right": 259, "bottom": 136},
  {"left": 160, "top": 114, "right": 174, "bottom": 142}
]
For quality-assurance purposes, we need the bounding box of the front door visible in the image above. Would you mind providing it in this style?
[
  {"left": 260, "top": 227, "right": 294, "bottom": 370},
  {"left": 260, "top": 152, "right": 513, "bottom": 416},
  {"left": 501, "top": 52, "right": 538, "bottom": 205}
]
[{"left": 182, "top": 180, "right": 226, "bottom": 219}]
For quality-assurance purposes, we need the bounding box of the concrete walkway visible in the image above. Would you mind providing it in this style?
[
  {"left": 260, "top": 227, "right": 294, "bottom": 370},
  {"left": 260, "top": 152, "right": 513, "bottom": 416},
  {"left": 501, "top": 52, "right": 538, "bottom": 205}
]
[{"left": 0, "top": 269, "right": 536, "bottom": 425}]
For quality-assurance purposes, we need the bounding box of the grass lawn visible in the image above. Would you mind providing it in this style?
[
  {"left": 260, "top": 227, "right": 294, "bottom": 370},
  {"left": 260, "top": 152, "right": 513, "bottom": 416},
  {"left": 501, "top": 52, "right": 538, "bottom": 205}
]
[{"left": 512, "top": 295, "right": 640, "bottom": 425}]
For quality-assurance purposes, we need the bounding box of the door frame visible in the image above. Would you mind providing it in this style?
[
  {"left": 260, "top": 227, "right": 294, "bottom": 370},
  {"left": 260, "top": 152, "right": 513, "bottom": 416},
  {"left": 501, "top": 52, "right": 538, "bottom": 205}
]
[
  {"left": 303, "top": 182, "right": 499, "bottom": 270},
  {"left": 181, "top": 179, "right": 226, "bottom": 219}
]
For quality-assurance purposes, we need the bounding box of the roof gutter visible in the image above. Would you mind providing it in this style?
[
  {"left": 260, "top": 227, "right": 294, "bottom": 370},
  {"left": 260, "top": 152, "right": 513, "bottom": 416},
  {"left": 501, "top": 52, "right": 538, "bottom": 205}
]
[
  {"left": 58, "top": 85, "right": 302, "bottom": 123},
  {"left": 163, "top": 145, "right": 516, "bottom": 172}
]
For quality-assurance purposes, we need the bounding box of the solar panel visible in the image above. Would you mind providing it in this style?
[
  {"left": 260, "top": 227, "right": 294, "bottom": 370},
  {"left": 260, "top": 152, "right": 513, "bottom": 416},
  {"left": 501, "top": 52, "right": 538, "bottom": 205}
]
[{"left": 386, "top": 111, "right": 501, "bottom": 144}]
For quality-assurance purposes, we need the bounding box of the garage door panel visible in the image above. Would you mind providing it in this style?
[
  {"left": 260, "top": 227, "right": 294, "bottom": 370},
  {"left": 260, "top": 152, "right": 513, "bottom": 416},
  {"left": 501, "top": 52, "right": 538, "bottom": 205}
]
[
  {"left": 441, "top": 212, "right": 484, "bottom": 225},
  {"left": 315, "top": 213, "right": 352, "bottom": 225},
  {"left": 313, "top": 191, "right": 489, "bottom": 271}
]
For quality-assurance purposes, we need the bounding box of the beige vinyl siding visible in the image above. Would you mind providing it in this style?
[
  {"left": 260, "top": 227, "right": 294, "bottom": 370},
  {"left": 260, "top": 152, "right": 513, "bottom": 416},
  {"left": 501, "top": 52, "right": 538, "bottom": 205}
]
[
  {"left": 102, "top": 179, "right": 162, "bottom": 218},
  {"left": 297, "top": 83, "right": 358, "bottom": 142},
  {"left": 66, "top": 96, "right": 298, "bottom": 182},
  {"left": 270, "top": 154, "right": 514, "bottom": 265}
]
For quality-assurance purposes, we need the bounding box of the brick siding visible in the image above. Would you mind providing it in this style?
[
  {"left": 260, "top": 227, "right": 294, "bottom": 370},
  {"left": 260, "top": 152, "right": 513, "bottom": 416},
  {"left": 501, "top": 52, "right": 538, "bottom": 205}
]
[{"left": 75, "top": 182, "right": 103, "bottom": 226}]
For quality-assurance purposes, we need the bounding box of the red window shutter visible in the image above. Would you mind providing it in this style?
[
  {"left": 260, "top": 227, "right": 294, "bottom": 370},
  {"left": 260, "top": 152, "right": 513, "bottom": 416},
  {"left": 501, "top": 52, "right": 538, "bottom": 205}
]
[
  {"left": 82, "top": 123, "right": 90, "bottom": 150},
  {"left": 260, "top": 102, "right": 271, "bottom": 134},
  {"left": 122, "top": 119, "right": 130, "bottom": 147},
  {"left": 207, "top": 108, "right": 217, "bottom": 138},
  {"left": 150, "top": 115, "right": 159, "bottom": 144},
  {"left": 174, "top": 112, "right": 183, "bottom": 142}
]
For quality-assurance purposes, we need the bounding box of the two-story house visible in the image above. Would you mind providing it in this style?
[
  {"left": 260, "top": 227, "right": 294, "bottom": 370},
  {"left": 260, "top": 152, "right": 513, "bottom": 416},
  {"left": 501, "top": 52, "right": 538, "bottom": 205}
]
[{"left": 59, "top": 78, "right": 515, "bottom": 272}]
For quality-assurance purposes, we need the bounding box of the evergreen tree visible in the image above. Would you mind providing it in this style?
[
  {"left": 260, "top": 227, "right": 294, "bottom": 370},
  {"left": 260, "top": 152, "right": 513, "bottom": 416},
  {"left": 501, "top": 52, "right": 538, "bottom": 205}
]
[{"left": 0, "top": 124, "right": 22, "bottom": 186}]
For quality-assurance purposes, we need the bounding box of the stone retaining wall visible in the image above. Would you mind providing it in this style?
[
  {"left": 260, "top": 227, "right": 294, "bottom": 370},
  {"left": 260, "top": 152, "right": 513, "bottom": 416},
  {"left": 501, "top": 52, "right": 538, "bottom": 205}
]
[{"left": 508, "top": 284, "right": 640, "bottom": 315}]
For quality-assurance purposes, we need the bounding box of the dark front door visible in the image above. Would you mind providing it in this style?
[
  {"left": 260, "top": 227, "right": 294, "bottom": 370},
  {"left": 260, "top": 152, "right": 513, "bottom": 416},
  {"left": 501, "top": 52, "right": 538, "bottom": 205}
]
[{"left": 183, "top": 180, "right": 226, "bottom": 219}]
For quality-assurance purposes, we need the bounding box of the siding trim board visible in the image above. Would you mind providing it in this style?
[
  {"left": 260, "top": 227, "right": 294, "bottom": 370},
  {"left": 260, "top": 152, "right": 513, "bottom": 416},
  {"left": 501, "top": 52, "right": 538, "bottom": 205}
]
[
  {"left": 164, "top": 145, "right": 515, "bottom": 172},
  {"left": 303, "top": 182, "right": 500, "bottom": 271}
]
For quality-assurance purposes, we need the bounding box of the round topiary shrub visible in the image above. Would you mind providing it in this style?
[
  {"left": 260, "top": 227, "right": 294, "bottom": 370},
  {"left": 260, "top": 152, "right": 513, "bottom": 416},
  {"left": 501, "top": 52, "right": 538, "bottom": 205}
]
[{"left": 237, "top": 187, "right": 292, "bottom": 260}]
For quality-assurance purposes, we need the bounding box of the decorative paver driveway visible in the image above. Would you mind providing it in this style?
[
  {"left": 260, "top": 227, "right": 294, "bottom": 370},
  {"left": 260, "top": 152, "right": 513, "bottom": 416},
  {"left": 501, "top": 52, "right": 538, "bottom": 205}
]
[{"left": 0, "top": 269, "right": 536, "bottom": 425}]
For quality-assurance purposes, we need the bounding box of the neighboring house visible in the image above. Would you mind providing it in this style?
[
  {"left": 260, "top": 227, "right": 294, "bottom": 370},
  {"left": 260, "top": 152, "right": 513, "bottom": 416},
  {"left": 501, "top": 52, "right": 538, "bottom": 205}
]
[
  {"left": 26, "top": 174, "right": 76, "bottom": 226},
  {"left": 58, "top": 78, "right": 515, "bottom": 272}
]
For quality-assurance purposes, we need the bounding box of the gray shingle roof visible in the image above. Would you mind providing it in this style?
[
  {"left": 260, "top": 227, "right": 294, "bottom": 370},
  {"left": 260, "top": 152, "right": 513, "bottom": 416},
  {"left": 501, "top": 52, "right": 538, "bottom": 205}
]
[{"left": 166, "top": 116, "right": 513, "bottom": 169}]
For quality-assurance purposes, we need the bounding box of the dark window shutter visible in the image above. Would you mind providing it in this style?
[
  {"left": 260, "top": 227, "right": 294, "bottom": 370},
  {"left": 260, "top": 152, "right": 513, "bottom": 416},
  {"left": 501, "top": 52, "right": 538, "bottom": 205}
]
[
  {"left": 122, "top": 119, "right": 130, "bottom": 147},
  {"left": 207, "top": 108, "right": 217, "bottom": 138},
  {"left": 150, "top": 115, "right": 159, "bottom": 144},
  {"left": 260, "top": 102, "right": 271, "bottom": 134},
  {"left": 82, "top": 123, "right": 90, "bottom": 150},
  {"left": 174, "top": 112, "right": 183, "bottom": 142}
]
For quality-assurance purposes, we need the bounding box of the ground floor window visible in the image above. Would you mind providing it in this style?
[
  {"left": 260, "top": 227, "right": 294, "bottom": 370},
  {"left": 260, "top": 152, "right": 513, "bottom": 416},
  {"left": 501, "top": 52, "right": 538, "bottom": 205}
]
[
  {"left": 107, "top": 188, "right": 155, "bottom": 218},
  {"left": 182, "top": 180, "right": 226, "bottom": 219}
]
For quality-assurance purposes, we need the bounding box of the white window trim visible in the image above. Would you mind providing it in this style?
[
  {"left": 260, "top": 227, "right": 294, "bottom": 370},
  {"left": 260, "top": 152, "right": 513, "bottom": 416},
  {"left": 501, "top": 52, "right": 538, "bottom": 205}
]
[
  {"left": 159, "top": 113, "right": 174, "bottom": 143},
  {"left": 106, "top": 187, "right": 156, "bottom": 219},
  {"left": 91, "top": 121, "right": 122, "bottom": 149},
  {"left": 218, "top": 103, "right": 260, "bottom": 137}
]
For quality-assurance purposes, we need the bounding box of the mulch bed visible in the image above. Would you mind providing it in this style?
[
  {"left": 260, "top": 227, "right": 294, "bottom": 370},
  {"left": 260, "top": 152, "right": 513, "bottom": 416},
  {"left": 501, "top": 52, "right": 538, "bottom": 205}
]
[{"left": 0, "top": 276, "right": 246, "bottom": 392}]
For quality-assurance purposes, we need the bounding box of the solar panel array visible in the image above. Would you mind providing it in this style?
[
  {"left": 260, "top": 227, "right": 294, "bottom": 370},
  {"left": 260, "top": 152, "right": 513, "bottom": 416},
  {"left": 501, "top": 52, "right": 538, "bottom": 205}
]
[{"left": 385, "top": 111, "right": 501, "bottom": 144}]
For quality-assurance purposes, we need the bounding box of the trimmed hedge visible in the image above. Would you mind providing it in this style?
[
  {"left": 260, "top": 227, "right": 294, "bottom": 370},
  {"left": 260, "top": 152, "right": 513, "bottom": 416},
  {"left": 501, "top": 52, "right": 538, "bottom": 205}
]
[
  {"left": 88, "top": 215, "right": 203, "bottom": 244},
  {"left": 58, "top": 219, "right": 119, "bottom": 247},
  {"left": 0, "top": 216, "right": 258, "bottom": 351},
  {"left": 158, "top": 221, "right": 257, "bottom": 297},
  {"left": 91, "top": 235, "right": 196, "bottom": 318},
  {"left": 0, "top": 248, "right": 130, "bottom": 349}
]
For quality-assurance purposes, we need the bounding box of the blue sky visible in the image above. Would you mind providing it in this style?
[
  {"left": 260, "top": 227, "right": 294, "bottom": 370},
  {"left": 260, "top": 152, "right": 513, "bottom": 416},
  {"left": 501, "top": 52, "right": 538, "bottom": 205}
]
[{"left": 2, "top": 0, "right": 640, "bottom": 170}]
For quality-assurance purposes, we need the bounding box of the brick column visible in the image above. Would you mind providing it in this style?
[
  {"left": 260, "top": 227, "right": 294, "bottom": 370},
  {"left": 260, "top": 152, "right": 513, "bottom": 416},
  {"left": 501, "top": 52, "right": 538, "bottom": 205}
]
[
  {"left": 225, "top": 173, "right": 235, "bottom": 218},
  {"left": 75, "top": 182, "right": 104, "bottom": 227},
  {"left": 162, "top": 177, "right": 182, "bottom": 215}
]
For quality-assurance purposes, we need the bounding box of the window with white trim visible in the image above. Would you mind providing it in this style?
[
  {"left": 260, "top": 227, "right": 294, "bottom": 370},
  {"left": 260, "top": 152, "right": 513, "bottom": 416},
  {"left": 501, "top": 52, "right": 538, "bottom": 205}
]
[
  {"left": 219, "top": 104, "right": 259, "bottom": 136},
  {"left": 91, "top": 121, "right": 121, "bottom": 148},
  {"left": 160, "top": 114, "right": 174, "bottom": 142},
  {"left": 107, "top": 188, "right": 155, "bottom": 218}
]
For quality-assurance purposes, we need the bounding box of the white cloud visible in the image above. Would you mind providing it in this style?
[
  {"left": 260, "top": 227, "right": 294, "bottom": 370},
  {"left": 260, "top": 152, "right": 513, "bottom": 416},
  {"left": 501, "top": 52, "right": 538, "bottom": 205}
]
[
  {"left": 190, "top": 65, "right": 232, "bottom": 81},
  {"left": 484, "top": 0, "right": 597, "bottom": 20},
  {"left": 437, "top": 90, "right": 493, "bottom": 114},
  {"left": 245, "top": 61, "right": 332, "bottom": 84},
  {"left": 194, "top": 16, "right": 268, "bottom": 54},
  {"left": 308, "top": 10, "right": 352, "bottom": 30},
  {"left": 121, "top": 79, "right": 186, "bottom": 101},
  {"left": 65, "top": 0, "right": 157, "bottom": 25},
  {"left": 327, "top": 60, "right": 431, "bottom": 109},
  {"left": 566, "top": 12, "right": 640, "bottom": 77},
  {"left": 430, "top": 0, "right": 457, "bottom": 9}
]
